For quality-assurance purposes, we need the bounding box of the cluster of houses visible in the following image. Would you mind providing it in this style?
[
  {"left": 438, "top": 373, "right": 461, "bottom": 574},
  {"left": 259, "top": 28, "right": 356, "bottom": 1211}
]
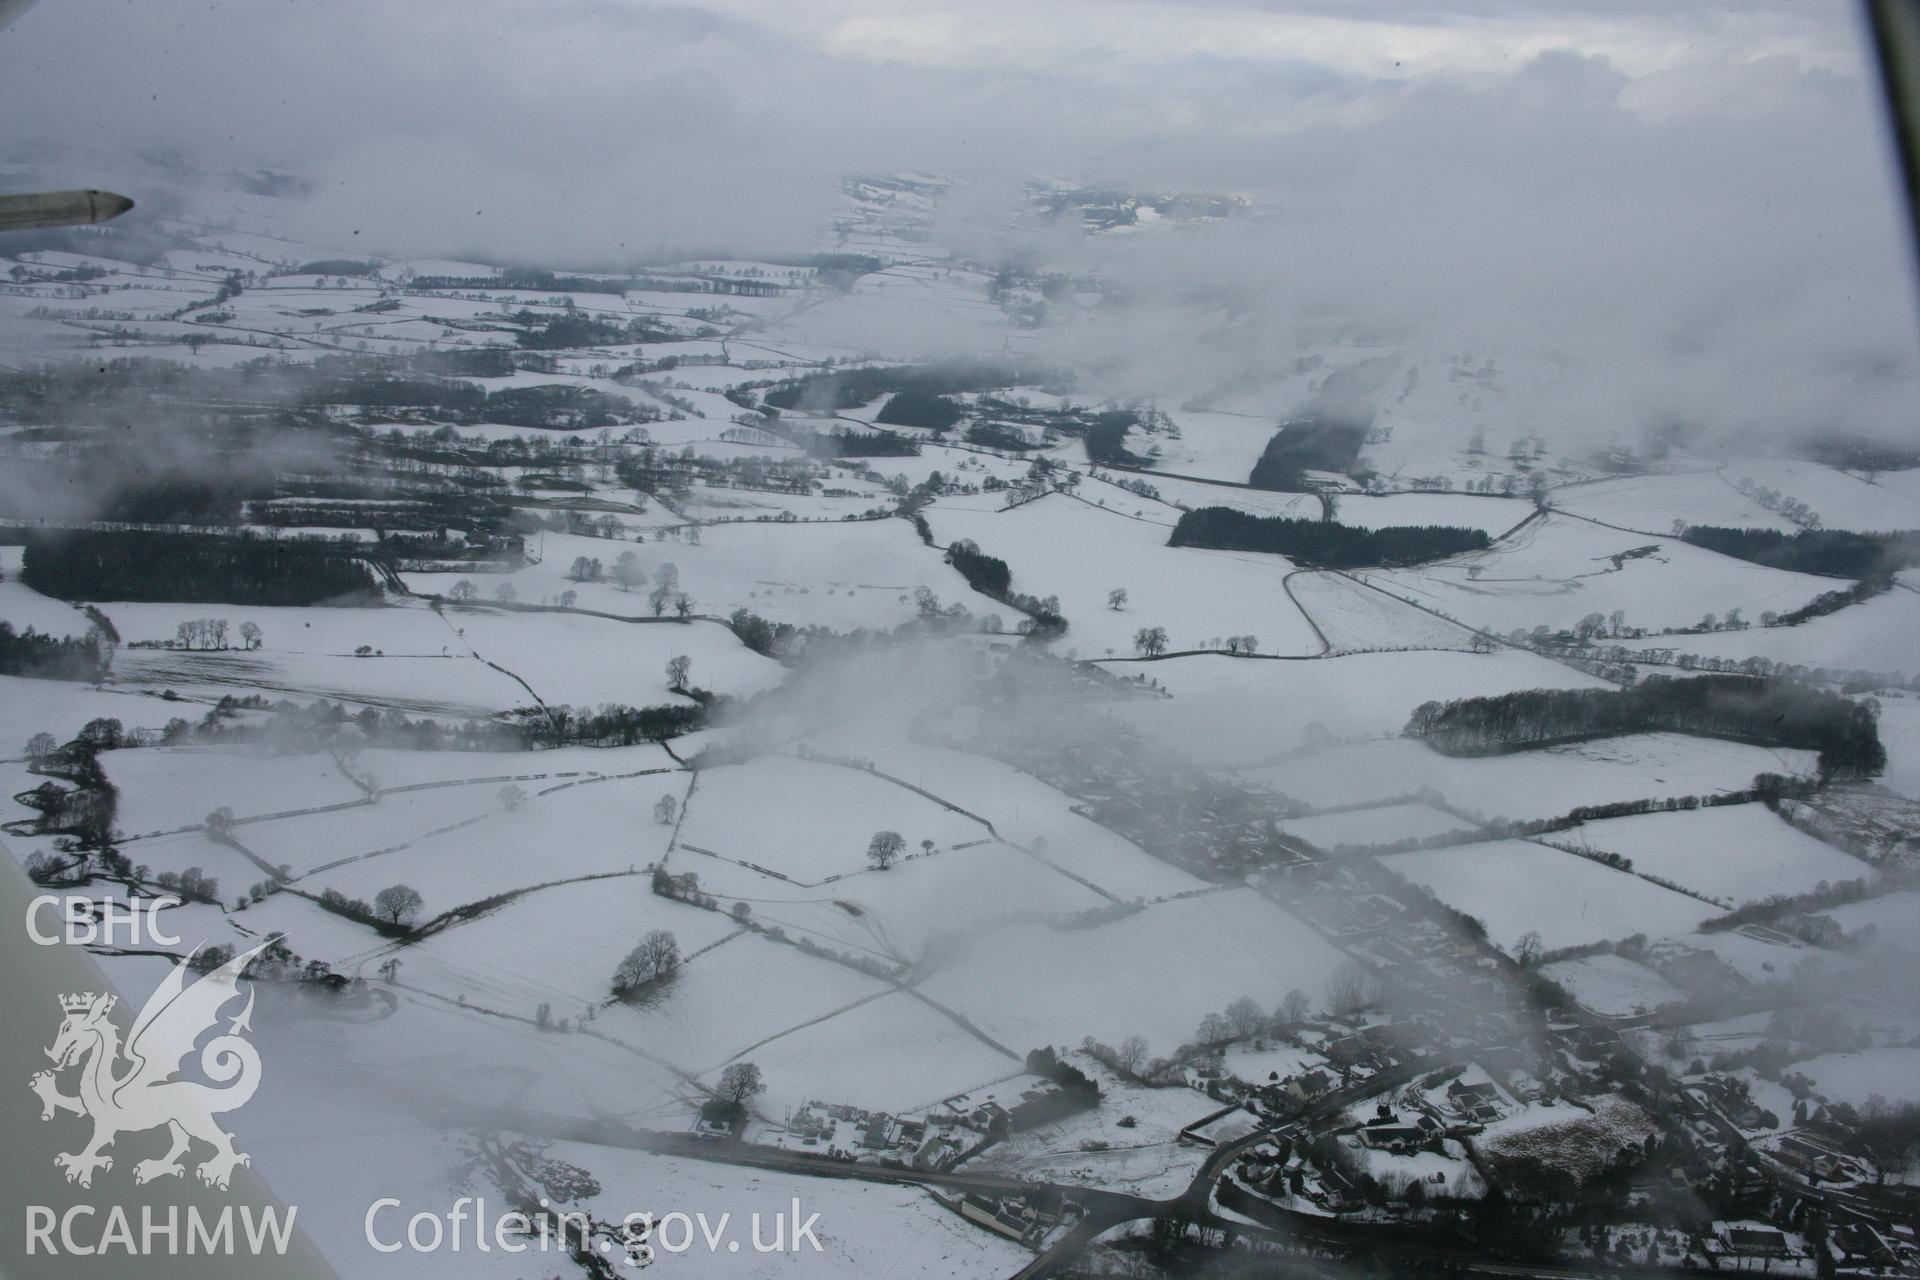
[
  {"left": 779, "top": 1081, "right": 1078, "bottom": 1172},
  {"left": 1213, "top": 1017, "right": 1458, "bottom": 1116},
  {"left": 1703, "top": 1221, "right": 1808, "bottom": 1270},
  {"left": 932, "top": 1192, "right": 1072, "bottom": 1249},
  {"left": 1233, "top": 1131, "right": 1469, "bottom": 1218},
  {"left": 1766, "top": 1133, "right": 1867, "bottom": 1186},
  {"left": 1236, "top": 1136, "right": 1364, "bottom": 1213},
  {"left": 1354, "top": 1102, "right": 1444, "bottom": 1154},
  {"left": 784, "top": 1100, "right": 941, "bottom": 1164},
  {"left": 1326, "top": 1020, "right": 1431, "bottom": 1072}
]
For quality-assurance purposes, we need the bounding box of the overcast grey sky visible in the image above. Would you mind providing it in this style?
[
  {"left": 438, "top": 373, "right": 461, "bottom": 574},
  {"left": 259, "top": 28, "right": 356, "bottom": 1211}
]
[{"left": 2, "top": 0, "right": 1915, "bottom": 439}]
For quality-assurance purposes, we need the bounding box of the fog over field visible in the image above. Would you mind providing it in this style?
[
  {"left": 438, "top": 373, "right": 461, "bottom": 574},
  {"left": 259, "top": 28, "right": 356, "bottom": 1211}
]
[
  {"left": 6, "top": 0, "right": 1917, "bottom": 441},
  {"left": 3, "top": 1, "right": 1918, "bottom": 1276}
]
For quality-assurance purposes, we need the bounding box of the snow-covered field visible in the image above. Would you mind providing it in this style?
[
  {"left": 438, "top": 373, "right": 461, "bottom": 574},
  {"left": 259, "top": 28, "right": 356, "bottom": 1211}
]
[
  {"left": 1821, "top": 890, "right": 1920, "bottom": 945},
  {"left": 1621, "top": 573, "right": 1920, "bottom": 676},
  {"left": 300, "top": 772, "right": 675, "bottom": 907},
  {"left": 672, "top": 832, "right": 1110, "bottom": 969},
  {"left": 1102, "top": 473, "right": 1313, "bottom": 519},
  {"left": 1333, "top": 493, "right": 1535, "bottom": 535},
  {"left": 793, "top": 726, "right": 1208, "bottom": 903},
  {"left": 1555, "top": 470, "right": 1798, "bottom": 535},
  {"left": 1725, "top": 459, "right": 1920, "bottom": 533},
  {"left": 412, "top": 520, "right": 995, "bottom": 632},
  {"left": 972, "top": 1060, "right": 1220, "bottom": 1198},
  {"left": 0, "top": 674, "right": 178, "bottom": 752},
  {"left": 1791, "top": 1047, "right": 1920, "bottom": 1107},
  {"left": 106, "top": 745, "right": 363, "bottom": 833},
  {"left": 348, "top": 742, "right": 677, "bottom": 790},
  {"left": 1145, "top": 409, "right": 1283, "bottom": 483},
  {"left": 604, "top": 930, "right": 891, "bottom": 1077},
  {"left": 1352, "top": 347, "right": 1598, "bottom": 482},
  {"left": 1877, "top": 695, "right": 1920, "bottom": 800},
  {"left": 715, "top": 988, "right": 1020, "bottom": 1116},
  {"left": 1380, "top": 840, "right": 1713, "bottom": 953},
  {"left": 233, "top": 781, "right": 522, "bottom": 879},
  {"left": 551, "top": 1141, "right": 1039, "bottom": 1278},
  {"left": 393, "top": 876, "right": 740, "bottom": 1015},
  {"left": 1083, "top": 477, "right": 1526, "bottom": 537},
  {"left": 446, "top": 609, "right": 786, "bottom": 706},
  {"left": 0, "top": 564, "right": 91, "bottom": 636},
  {"left": 1278, "top": 802, "right": 1477, "bottom": 850},
  {"left": 926, "top": 493, "right": 1324, "bottom": 657},
  {"left": 1365, "top": 513, "right": 1837, "bottom": 636},
  {"left": 917, "top": 888, "right": 1347, "bottom": 1055},
  {"left": 1106, "top": 648, "right": 1608, "bottom": 766},
  {"left": 1284, "top": 571, "right": 1481, "bottom": 653},
  {"left": 102, "top": 827, "right": 265, "bottom": 890},
  {"left": 95, "top": 598, "right": 457, "bottom": 654},
  {"left": 677, "top": 755, "right": 988, "bottom": 884},
  {"left": 112, "top": 647, "right": 531, "bottom": 718},
  {"left": 1552, "top": 804, "right": 1870, "bottom": 906},
  {"left": 1538, "top": 953, "right": 1687, "bottom": 1018},
  {"left": 189, "top": 1051, "right": 671, "bottom": 1280},
  {"left": 1239, "top": 734, "right": 1819, "bottom": 821}
]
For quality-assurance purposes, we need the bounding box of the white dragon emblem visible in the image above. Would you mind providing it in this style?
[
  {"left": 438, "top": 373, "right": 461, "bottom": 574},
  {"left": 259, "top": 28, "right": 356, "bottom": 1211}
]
[{"left": 29, "top": 940, "right": 269, "bottom": 1190}]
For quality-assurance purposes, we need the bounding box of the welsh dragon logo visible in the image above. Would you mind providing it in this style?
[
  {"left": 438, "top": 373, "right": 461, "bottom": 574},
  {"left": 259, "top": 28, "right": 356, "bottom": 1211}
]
[{"left": 29, "top": 940, "right": 270, "bottom": 1190}]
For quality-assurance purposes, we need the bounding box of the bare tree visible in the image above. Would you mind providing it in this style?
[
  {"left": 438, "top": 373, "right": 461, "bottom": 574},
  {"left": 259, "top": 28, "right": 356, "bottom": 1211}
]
[
  {"left": 373, "top": 884, "right": 424, "bottom": 928},
  {"left": 239, "top": 621, "right": 262, "bottom": 650},
  {"left": 1855, "top": 1098, "right": 1920, "bottom": 1185},
  {"left": 611, "top": 949, "right": 648, "bottom": 993},
  {"left": 1107, "top": 587, "right": 1128, "bottom": 610},
  {"left": 1133, "top": 626, "right": 1169, "bottom": 657},
  {"left": 716, "top": 1061, "right": 765, "bottom": 1105},
  {"left": 653, "top": 794, "right": 678, "bottom": 825},
  {"left": 498, "top": 783, "right": 527, "bottom": 810},
  {"left": 1117, "top": 1034, "right": 1150, "bottom": 1075},
  {"left": 448, "top": 580, "right": 477, "bottom": 603},
  {"left": 1225, "top": 995, "right": 1264, "bottom": 1040},
  {"left": 665, "top": 654, "right": 692, "bottom": 689},
  {"left": 866, "top": 830, "right": 905, "bottom": 870},
  {"left": 612, "top": 550, "right": 646, "bottom": 591},
  {"left": 614, "top": 928, "right": 681, "bottom": 992},
  {"left": 1325, "top": 958, "right": 1378, "bottom": 1014},
  {"left": 1513, "top": 930, "right": 1543, "bottom": 968},
  {"left": 1277, "top": 988, "right": 1311, "bottom": 1027}
]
